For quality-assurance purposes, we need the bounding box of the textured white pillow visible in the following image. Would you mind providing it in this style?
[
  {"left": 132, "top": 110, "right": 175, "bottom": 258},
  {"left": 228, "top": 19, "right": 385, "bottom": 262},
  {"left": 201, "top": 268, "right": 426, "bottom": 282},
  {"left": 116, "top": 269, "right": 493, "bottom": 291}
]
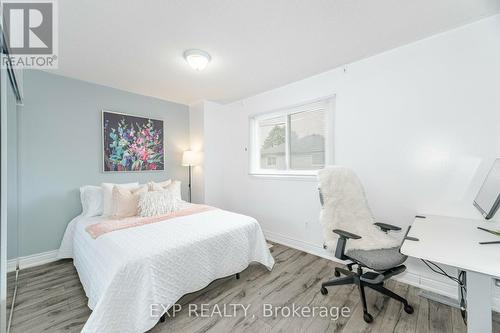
[
  {"left": 102, "top": 182, "right": 139, "bottom": 216},
  {"left": 111, "top": 184, "right": 148, "bottom": 218},
  {"left": 80, "top": 185, "right": 103, "bottom": 217},
  {"left": 138, "top": 189, "right": 179, "bottom": 217}
]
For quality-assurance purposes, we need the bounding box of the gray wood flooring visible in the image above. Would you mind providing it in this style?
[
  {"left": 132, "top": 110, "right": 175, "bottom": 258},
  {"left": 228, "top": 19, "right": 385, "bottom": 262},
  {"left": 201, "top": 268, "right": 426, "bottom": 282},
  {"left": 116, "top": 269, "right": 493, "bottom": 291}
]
[{"left": 7, "top": 243, "right": 500, "bottom": 333}]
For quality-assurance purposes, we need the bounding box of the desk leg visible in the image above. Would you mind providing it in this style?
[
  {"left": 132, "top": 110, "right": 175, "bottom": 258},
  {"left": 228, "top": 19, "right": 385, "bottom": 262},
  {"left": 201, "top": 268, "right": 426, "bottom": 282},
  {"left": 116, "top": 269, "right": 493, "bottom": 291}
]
[{"left": 466, "top": 270, "right": 492, "bottom": 333}]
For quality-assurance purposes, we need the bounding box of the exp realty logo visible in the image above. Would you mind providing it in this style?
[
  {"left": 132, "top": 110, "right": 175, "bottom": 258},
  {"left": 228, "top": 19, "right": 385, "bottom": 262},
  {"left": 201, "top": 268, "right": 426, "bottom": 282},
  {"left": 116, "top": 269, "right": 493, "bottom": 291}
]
[{"left": 2, "top": 0, "right": 58, "bottom": 68}]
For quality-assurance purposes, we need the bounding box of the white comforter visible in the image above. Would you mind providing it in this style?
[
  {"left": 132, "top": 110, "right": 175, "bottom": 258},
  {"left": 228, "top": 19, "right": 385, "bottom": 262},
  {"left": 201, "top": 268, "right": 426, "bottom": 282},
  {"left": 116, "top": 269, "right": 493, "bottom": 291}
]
[{"left": 58, "top": 205, "right": 274, "bottom": 333}]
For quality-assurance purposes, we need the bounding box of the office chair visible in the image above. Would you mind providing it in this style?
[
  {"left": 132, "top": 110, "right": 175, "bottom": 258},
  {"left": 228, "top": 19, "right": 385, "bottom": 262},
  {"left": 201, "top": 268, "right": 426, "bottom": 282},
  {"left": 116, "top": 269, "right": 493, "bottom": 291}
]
[{"left": 318, "top": 166, "right": 413, "bottom": 323}]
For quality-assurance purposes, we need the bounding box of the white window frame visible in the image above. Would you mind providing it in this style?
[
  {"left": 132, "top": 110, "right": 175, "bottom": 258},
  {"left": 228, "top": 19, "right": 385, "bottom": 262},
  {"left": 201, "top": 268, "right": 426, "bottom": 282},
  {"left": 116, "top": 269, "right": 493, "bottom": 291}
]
[{"left": 249, "top": 95, "right": 335, "bottom": 177}]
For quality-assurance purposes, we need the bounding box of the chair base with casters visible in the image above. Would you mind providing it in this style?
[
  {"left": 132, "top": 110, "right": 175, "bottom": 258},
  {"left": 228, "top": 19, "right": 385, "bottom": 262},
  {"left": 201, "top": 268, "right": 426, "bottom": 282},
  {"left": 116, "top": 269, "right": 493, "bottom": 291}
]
[
  {"left": 319, "top": 226, "right": 414, "bottom": 323},
  {"left": 320, "top": 261, "right": 413, "bottom": 323}
]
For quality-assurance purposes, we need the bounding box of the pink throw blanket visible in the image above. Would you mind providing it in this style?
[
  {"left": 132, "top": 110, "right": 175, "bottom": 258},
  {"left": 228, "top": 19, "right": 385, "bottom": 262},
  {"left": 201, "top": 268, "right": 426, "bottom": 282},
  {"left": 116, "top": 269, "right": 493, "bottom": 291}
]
[{"left": 86, "top": 205, "right": 216, "bottom": 239}]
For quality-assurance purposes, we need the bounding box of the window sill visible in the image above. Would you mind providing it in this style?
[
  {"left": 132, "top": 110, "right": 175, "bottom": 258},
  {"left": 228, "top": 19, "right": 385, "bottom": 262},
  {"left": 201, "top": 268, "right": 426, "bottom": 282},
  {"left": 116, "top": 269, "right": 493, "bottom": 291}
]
[{"left": 248, "top": 172, "right": 318, "bottom": 182}]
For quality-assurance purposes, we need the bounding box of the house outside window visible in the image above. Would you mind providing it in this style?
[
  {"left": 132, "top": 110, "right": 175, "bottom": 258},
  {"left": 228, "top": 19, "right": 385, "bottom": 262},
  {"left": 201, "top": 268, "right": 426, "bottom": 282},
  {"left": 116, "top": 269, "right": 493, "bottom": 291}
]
[{"left": 266, "top": 156, "right": 277, "bottom": 167}]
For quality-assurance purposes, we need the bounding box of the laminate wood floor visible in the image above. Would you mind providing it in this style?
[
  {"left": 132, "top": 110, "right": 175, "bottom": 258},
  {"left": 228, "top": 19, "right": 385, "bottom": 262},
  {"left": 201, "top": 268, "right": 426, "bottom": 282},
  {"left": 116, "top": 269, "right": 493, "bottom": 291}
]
[{"left": 7, "top": 243, "right": 500, "bottom": 333}]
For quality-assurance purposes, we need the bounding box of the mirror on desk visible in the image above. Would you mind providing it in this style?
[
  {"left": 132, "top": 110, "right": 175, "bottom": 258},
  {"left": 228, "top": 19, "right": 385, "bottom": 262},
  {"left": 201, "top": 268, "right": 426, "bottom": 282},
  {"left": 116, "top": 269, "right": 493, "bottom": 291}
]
[{"left": 474, "top": 158, "right": 500, "bottom": 220}]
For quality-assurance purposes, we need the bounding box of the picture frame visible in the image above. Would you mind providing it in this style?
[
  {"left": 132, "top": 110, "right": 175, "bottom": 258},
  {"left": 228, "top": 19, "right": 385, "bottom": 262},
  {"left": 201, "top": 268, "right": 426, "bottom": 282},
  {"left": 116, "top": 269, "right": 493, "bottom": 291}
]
[{"left": 102, "top": 110, "right": 165, "bottom": 172}]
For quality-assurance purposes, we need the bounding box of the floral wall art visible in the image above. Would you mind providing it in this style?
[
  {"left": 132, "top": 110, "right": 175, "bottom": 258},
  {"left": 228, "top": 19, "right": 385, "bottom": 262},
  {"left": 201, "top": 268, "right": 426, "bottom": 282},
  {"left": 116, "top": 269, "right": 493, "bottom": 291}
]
[{"left": 102, "top": 110, "right": 164, "bottom": 172}]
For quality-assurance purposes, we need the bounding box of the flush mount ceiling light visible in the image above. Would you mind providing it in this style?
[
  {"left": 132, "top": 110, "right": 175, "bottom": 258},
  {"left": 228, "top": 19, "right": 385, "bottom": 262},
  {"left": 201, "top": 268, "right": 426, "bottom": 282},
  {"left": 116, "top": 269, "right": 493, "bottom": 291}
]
[{"left": 183, "top": 49, "right": 211, "bottom": 71}]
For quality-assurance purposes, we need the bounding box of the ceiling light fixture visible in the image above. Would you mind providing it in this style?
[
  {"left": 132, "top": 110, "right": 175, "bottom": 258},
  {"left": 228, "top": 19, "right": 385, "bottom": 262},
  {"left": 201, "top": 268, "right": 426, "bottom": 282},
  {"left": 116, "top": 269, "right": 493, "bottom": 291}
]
[{"left": 183, "top": 49, "right": 211, "bottom": 71}]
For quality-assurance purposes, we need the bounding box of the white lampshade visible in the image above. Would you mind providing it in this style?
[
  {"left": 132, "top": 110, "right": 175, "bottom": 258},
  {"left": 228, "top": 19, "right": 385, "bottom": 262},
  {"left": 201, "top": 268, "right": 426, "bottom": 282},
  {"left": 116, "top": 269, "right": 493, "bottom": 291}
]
[
  {"left": 182, "top": 150, "right": 198, "bottom": 166},
  {"left": 183, "top": 49, "right": 211, "bottom": 71}
]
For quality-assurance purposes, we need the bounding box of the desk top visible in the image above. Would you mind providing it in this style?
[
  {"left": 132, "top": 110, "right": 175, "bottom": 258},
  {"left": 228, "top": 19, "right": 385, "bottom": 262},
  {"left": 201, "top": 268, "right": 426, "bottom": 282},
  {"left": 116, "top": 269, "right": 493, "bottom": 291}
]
[{"left": 401, "top": 215, "right": 500, "bottom": 278}]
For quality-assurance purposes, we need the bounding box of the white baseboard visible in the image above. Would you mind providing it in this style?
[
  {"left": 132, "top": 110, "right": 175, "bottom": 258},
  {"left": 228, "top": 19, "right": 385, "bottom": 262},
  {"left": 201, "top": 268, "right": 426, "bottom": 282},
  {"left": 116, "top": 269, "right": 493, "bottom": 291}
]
[
  {"left": 7, "top": 250, "right": 59, "bottom": 273},
  {"left": 264, "top": 229, "right": 500, "bottom": 312}
]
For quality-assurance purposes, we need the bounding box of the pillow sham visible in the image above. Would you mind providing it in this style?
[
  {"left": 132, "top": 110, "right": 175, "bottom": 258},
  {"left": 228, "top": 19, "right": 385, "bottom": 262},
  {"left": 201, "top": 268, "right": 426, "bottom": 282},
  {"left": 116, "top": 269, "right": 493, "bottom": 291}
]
[
  {"left": 102, "top": 182, "right": 139, "bottom": 216},
  {"left": 80, "top": 185, "right": 103, "bottom": 217},
  {"left": 168, "top": 180, "right": 182, "bottom": 202},
  {"left": 147, "top": 179, "right": 171, "bottom": 191},
  {"left": 111, "top": 184, "right": 148, "bottom": 218},
  {"left": 149, "top": 180, "right": 182, "bottom": 202},
  {"left": 138, "top": 188, "right": 179, "bottom": 217}
]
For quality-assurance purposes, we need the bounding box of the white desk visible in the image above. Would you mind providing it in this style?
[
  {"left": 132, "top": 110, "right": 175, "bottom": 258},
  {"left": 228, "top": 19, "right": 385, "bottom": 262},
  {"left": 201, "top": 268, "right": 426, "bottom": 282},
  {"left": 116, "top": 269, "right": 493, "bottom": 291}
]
[{"left": 401, "top": 215, "right": 500, "bottom": 333}]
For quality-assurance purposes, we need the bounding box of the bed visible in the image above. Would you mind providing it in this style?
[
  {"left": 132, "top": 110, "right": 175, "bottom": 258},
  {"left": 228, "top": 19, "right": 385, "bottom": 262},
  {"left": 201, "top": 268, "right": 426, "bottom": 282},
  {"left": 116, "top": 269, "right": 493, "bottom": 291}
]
[{"left": 58, "top": 203, "right": 274, "bottom": 333}]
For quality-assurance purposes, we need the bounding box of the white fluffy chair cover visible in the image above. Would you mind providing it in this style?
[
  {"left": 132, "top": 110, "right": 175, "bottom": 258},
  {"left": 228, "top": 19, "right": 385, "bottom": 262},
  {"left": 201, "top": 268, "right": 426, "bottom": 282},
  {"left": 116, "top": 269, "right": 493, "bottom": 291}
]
[{"left": 318, "top": 166, "right": 401, "bottom": 251}]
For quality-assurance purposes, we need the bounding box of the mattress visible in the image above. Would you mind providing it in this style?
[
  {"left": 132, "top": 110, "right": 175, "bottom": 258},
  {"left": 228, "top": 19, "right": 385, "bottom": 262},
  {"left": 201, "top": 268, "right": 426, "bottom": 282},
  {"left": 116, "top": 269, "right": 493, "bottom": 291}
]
[{"left": 58, "top": 204, "right": 274, "bottom": 333}]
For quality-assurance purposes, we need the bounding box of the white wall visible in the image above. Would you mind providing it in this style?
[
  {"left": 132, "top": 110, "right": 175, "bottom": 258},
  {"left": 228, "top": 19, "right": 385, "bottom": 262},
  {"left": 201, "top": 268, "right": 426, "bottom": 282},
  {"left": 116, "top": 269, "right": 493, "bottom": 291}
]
[
  {"left": 189, "top": 101, "right": 205, "bottom": 204},
  {"left": 188, "top": 100, "right": 227, "bottom": 205},
  {"left": 196, "top": 15, "right": 500, "bottom": 303},
  {"left": 203, "top": 101, "right": 228, "bottom": 206}
]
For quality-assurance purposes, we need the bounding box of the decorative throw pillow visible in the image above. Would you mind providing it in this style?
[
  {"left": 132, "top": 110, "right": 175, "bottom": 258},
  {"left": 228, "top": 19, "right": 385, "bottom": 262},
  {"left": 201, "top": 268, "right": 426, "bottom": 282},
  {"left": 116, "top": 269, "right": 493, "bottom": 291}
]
[
  {"left": 147, "top": 179, "right": 171, "bottom": 191},
  {"left": 167, "top": 180, "right": 182, "bottom": 202},
  {"left": 148, "top": 180, "right": 182, "bottom": 202},
  {"left": 111, "top": 184, "right": 149, "bottom": 218},
  {"left": 101, "top": 182, "right": 139, "bottom": 216},
  {"left": 80, "top": 185, "right": 103, "bottom": 217},
  {"left": 138, "top": 189, "right": 179, "bottom": 217}
]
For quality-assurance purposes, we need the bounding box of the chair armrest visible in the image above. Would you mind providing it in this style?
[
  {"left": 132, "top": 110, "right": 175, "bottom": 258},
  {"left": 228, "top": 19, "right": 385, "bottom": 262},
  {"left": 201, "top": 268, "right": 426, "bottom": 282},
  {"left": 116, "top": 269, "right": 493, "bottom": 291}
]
[
  {"left": 374, "top": 222, "right": 401, "bottom": 232},
  {"left": 331, "top": 229, "right": 361, "bottom": 261},
  {"left": 333, "top": 229, "right": 362, "bottom": 239}
]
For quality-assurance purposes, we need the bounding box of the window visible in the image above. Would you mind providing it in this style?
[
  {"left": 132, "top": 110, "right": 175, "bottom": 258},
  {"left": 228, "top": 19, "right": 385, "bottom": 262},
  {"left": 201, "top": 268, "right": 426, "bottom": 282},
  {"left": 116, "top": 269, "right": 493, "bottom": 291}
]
[
  {"left": 258, "top": 115, "right": 286, "bottom": 170},
  {"left": 249, "top": 97, "right": 334, "bottom": 176}
]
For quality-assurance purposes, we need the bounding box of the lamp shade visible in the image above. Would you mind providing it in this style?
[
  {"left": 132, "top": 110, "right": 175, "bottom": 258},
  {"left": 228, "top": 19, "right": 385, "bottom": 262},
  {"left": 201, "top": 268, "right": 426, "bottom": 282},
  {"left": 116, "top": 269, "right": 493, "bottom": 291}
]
[{"left": 182, "top": 150, "right": 198, "bottom": 166}]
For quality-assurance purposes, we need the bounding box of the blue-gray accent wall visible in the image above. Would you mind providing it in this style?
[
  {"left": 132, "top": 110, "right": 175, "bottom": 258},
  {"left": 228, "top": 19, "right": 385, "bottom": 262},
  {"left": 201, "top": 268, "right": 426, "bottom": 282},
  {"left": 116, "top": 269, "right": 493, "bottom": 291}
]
[{"left": 14, "top": 70, "right": 189, "bottom": 257}]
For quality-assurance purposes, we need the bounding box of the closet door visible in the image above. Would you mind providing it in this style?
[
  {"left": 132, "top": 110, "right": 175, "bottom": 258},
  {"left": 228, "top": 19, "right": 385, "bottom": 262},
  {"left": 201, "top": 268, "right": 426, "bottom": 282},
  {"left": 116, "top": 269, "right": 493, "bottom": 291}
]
[
  {"left": 1, "top": 28, "right": 22, "bottom": 333},
  {"left": 0, "top": 49, "right": 8, "bottom": 333},
  {"left": 4, "top": 67, "right": 19, "bottom": 333}
]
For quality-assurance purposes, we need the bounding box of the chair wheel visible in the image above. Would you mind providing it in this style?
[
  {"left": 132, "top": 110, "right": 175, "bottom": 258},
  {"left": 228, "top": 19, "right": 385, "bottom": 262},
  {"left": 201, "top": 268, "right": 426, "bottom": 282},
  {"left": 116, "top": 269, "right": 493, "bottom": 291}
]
[
  {"left": 404, "top": 304, "right": 414, "bottom": 314},
  {"left": 334, "top": 270, "right": 341, "bottom": 277},
  {"left": 320, "top": 287, "right": 328, "bottom": 295},
  {"left": 363, "top": 312, "right": 373, "bottom": 323}
]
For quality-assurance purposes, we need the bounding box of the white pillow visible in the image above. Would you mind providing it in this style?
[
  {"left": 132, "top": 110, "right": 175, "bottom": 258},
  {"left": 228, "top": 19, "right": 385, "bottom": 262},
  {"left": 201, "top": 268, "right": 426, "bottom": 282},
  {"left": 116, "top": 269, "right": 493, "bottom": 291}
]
[
  {"left": 101, "top": 182, "right": 139, "bottom": 216},
  {"left": 111, "top": 184, "right": 148, "bottom": 218},
  {"left": 149, "top": 180, "right": 182, "bottom": 201},
  {"left": 138, "top": 189, "right": 179, "bottom": 217},
  {"left": 169, "top": 181, "right": 182, "bottom": 202},
  {"left": 147, "top": 179, "right": 171, "bottom": 191},
  {"left": 80, "top": 185, "right": 103, "bottom": 217}
]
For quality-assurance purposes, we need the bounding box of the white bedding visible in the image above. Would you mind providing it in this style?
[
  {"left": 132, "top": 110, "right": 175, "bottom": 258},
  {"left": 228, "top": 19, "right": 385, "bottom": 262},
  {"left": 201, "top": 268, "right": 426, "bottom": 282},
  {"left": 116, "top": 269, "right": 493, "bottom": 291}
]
[{"left": 58, "top": 204, "right": 274, "bottom": 333}]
